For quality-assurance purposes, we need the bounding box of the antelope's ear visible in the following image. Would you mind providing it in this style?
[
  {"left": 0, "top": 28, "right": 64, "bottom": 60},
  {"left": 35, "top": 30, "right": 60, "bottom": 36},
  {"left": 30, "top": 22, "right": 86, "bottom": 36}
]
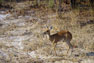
[
  {"left": 46, "top": 25, "right": 48, "bottom": 28},
  {"left": 45, "top": 25, "right": 49, "bottom": 29},
  {"left": 49, "top": 26, "right": 53, "bottom": 30}
]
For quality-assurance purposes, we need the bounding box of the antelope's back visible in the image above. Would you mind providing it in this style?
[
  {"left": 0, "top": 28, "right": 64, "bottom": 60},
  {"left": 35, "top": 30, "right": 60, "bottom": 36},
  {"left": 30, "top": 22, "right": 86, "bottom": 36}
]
[{"left": 58, "top": 30, "right": 72, "bottom": 40}]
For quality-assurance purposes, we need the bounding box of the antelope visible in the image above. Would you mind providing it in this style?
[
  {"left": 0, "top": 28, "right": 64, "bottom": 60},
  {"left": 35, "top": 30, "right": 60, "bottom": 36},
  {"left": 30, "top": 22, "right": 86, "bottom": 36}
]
[{"left": 43, "top": 26, "right": 73, "bottom": 55}]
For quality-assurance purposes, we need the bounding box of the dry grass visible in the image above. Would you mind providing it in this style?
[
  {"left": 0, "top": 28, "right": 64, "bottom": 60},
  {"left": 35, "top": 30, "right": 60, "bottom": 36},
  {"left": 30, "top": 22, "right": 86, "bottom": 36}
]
[{"left": 0, "top": 1, "right": 94, "bottom": 63}]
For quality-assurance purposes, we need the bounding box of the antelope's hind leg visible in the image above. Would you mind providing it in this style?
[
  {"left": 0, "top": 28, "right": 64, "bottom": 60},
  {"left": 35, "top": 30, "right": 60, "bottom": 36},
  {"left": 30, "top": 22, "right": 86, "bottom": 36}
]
[
  {"left": 66, "top": 40, "right": 73, "bottom": 56},
  {"left": 67, "top": 46, "right": 70, "bottom": 54}
]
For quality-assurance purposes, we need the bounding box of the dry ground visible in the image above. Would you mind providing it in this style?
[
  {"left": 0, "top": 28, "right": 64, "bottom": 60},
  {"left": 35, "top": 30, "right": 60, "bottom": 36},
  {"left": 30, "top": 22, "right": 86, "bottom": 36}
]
[{"left": 0, "top": 1, "right": 94, "bottom": 63}]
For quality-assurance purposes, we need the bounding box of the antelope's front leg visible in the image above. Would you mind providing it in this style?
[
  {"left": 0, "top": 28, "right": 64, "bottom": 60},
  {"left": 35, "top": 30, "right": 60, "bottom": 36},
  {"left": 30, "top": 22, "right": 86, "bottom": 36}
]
[
  {"left": 53, "top": 43, "right": 57, "bottom": 55},
  {"left": 51, "top": 39, "right": 57, "bottom": 55}
]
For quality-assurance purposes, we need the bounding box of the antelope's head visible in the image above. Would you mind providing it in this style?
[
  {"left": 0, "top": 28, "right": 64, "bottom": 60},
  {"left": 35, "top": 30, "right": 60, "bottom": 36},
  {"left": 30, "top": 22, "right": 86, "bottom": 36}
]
[{"left": 43, "top": 26, "right": 53, "bottom": 35}]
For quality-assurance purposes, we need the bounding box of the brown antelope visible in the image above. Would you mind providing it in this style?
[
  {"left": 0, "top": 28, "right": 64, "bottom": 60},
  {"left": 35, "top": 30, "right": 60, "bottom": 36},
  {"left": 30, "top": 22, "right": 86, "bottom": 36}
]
[{"left": 43, "top": 26, "right": 73, "bottom": 55}]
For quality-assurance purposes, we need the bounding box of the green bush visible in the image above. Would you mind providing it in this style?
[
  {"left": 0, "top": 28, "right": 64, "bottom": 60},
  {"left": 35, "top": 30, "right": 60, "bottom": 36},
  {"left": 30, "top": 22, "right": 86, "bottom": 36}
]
[
  {"left": 48, "top": 0, "right": 54, "bottom": 8},
  {"left": 0, "top": 0, "right": 4, "bottom": 3}
]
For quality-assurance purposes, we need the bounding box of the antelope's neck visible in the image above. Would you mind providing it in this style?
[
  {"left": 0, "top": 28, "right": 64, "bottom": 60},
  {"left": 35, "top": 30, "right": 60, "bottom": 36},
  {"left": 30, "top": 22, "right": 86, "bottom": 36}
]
[{"left": 48, "top": 31, "right": 51, "bottom": 39}]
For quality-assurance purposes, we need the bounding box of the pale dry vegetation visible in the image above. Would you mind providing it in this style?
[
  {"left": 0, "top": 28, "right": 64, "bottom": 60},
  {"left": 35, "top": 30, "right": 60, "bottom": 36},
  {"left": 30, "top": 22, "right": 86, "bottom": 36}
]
[{"left": 0, "top": 1, "right": 94, "bottom": 63}]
